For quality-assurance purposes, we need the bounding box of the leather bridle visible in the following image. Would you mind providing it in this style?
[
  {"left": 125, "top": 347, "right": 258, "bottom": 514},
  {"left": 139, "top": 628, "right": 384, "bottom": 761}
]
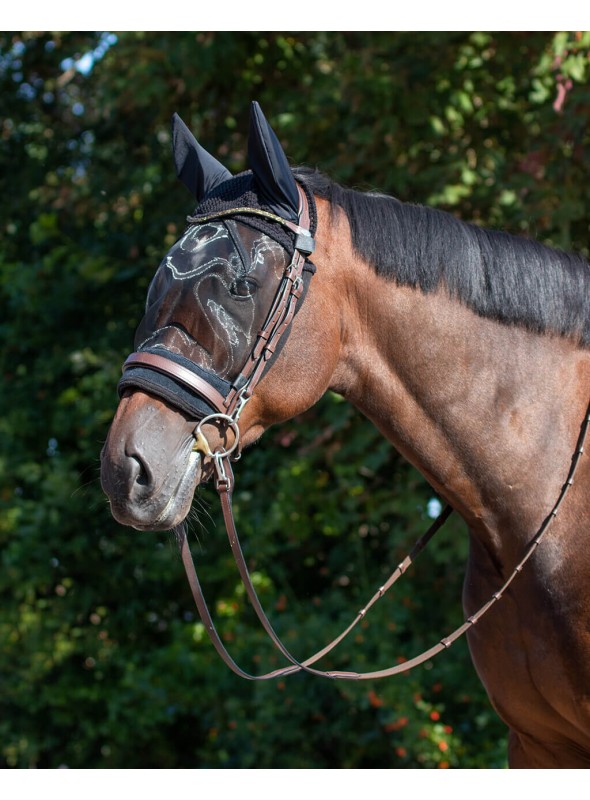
[{"left": 120, "top": 184, "right": 590, "bottom": 681}]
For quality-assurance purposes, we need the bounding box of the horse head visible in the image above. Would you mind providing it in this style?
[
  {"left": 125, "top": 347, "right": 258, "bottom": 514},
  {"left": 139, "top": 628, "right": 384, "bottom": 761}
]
[{"left": 100, "top": 103, "right": 341, "bottom": 530}]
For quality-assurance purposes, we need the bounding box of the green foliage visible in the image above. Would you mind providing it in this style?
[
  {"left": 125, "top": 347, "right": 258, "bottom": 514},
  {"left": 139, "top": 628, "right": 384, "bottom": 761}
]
[{"left": 1, "top": 31, "right": 589, "bottom": 768}]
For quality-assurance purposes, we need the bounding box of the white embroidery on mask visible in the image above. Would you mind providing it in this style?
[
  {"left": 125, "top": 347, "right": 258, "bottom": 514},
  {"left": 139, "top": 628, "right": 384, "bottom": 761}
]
[
  {"left": 178, "top": 221, "right": 228, "bottom": 253},
  {"left": 250, "top": 237, "right": 285, "bottom": 278},
  {"left": 163, "top": 223, "right": 239, "bottom": 281},
  {"left": 206, "top": 299, "right": 242, "bottom": 347},
  {"left": 136, "top": 325, "right": 214, "bottom": 369}
]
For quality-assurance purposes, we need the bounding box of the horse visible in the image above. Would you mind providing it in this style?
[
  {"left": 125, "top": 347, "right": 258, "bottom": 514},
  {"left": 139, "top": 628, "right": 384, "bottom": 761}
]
[{"left": 100, "top": 102, "right": 590, "bottom": 767}]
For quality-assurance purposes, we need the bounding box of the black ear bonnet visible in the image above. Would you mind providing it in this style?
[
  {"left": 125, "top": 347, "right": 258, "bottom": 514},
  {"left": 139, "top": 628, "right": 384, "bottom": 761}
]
[{"left": 190, "top": 171, "right": 318, "bottom": 257}]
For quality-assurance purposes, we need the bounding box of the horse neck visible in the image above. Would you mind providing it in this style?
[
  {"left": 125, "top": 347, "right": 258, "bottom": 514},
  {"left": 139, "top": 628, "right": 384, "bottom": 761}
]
[{"left": 324, "top": 218, "right": 590, "bottom": 560}]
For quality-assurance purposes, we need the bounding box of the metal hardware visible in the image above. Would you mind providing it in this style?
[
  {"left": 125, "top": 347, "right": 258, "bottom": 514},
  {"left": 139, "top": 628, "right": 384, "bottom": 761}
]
[{"left": 192, "top": 413, "right": 241, "bottom": 459}]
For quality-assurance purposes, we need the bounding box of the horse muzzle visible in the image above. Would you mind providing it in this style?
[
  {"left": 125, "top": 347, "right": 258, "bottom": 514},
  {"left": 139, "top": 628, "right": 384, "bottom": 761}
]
[{"left": 100, "top": 391, "right": 204, "bottom": 531}]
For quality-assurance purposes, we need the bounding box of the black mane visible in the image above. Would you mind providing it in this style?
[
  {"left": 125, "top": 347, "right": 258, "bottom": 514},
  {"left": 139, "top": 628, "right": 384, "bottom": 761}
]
[{"left": 295, "top": 167, "right": 590, "bottom": 346}]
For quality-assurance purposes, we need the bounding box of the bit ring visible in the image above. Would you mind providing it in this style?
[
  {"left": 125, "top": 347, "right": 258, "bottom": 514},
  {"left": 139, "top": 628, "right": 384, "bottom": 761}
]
[{"left": 192, "top": 413, "right": 240, "bottom": 459}]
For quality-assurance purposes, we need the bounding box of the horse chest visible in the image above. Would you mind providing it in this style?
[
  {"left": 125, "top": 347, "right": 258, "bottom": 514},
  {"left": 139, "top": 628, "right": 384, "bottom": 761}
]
[{"left": 464, "top": 540, "right": 590, "bottom": 757}]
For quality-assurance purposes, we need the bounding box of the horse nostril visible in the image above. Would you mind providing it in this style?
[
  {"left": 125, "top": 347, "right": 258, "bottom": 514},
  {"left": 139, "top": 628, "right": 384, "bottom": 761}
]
[
  {"left": 129, "top": 453, "right": 152, "bottom": 489},
  {"left": 135, "top": 459, "right": 149, "bottom": 487}
]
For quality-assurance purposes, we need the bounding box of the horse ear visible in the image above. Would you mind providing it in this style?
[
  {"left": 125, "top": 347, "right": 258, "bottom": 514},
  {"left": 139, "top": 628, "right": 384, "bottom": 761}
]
[
  {"left": 248, "top": 101, "right": 299, "bottom": 222},
  {"left": 171, "top": 113, "right": 232, "bottom": 200}
]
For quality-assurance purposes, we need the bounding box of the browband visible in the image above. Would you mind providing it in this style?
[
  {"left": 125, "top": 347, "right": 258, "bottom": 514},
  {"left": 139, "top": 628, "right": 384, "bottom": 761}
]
[{"left": 186, "top": 206, "right": 316, "bottom": 258}]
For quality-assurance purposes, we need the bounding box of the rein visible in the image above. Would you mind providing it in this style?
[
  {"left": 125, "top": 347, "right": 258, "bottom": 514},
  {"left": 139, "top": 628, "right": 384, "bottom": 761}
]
[
  {"left": 176, "top": 401, "right": 589, "bottom": 681},
  {"left": 121, "top": 185, "right": 590, "bottom": 680}
]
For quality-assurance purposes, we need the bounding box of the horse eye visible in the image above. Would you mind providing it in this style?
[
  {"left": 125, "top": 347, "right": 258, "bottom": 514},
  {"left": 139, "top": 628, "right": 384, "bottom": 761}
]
[{"left": 230, "top": 278, "right": 257, "bottom": 298}]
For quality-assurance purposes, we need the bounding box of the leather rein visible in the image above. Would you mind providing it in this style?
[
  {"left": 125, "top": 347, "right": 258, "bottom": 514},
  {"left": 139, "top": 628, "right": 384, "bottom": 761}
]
[{"left": 121, "top": 185, "right": 590, "bottom": 681}]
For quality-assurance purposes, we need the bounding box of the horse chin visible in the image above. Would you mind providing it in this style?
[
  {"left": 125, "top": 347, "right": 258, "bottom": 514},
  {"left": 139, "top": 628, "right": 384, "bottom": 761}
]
[{"left": 106, "top": 450, "right": 203, "bottom": 533}]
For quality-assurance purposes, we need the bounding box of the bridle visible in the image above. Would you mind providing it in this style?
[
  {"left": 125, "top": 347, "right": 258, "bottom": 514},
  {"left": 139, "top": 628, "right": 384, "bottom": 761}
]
[
  {"left": 121, "top": 185, "right": 316, "bottom": 437},
  {"left": 120, "top": 183, "right": 590, "bottom": 681}
]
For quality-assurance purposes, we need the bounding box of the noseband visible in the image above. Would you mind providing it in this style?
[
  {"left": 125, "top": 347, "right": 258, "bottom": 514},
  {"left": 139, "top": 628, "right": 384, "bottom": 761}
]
[{"left": 119, "top": 184, "right": 590, "bottom": 681}]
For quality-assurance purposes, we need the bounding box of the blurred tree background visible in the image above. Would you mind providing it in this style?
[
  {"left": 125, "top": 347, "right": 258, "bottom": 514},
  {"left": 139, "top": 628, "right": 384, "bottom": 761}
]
[{"left": 1, "top": 31, "right": 589, "bottom": 769}]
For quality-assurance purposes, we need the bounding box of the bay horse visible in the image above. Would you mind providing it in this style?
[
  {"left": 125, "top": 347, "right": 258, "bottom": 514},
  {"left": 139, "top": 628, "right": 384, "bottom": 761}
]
[{"left": 100, "top": 103, "right": 590, "bottom": 767}]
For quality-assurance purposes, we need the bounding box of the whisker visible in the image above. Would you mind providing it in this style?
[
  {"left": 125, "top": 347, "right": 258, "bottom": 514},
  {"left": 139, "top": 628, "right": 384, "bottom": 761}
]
[{"left": 185, "top": 494, "right": 215, "bottom": 548}]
